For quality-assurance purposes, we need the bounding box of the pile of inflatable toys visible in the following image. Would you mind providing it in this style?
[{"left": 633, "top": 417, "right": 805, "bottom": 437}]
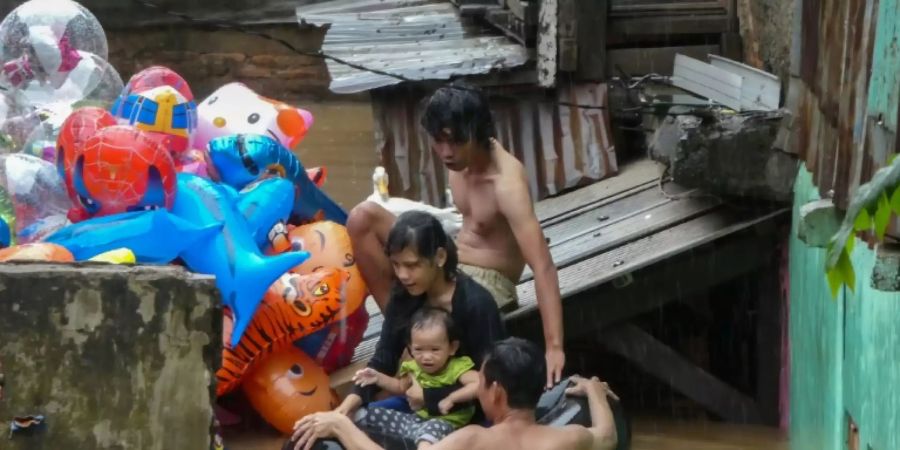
[{"left": 0, "top": 0, "right": 370, "bottom": 436}]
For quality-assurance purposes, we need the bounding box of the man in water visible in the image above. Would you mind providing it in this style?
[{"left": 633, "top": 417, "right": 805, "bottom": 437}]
[
  {"left": 348, "top": 81, "right": 565, "bottom": 386},
  {"left": 291, "top": 337, "right": 618, "bottom": 450}
]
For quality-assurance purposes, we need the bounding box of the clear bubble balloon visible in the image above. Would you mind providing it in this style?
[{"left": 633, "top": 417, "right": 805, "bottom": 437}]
[
  {"left": 0, "top": 0, "right": 108, "bottom": 75},
  {"left": 0, "top": 104, "right": 41, "bottom": 154},
  {"left": 20, "top": 116, "right": 57, "bottom": 162},
  {"left": 0, "top": 153, "right": 70, "bottom": 244},
  {"left": 9, "top": 51, "right": 124, "bottom": 113},
  {"left": 0, "top": 0, "right": 117, "bottom": 109}
]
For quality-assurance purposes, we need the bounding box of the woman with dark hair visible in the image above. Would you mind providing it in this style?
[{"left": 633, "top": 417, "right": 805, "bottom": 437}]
[{"left": 331, "top": 210, "right": 507, "bottom": 418}]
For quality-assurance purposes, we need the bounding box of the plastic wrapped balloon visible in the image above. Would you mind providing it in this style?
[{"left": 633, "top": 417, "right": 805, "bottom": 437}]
[
  {"left": 0, "top": 0, "right": 109, "bottom": 90},
  {"left": 0, "top": 153, "right": 70, "bottom": 244},
  {"left": 11, "top": 52, "right": 124, "bottom": 115},
  {"left": 20, "top": 116, "right": 57, "bottom": 162},
  {"left": 0, "top": 93, "right": 40, "bottom": 154}
]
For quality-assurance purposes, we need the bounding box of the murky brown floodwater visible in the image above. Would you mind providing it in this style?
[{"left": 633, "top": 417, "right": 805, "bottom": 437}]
[
  {"left": 288, "top": 100, "right": 379, "bottom": 211},
  {"left": 222, "top": 100, "right": 790, "bottom": 450}
]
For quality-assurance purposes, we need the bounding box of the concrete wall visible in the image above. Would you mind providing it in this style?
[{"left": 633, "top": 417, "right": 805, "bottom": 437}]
[
  {"left": 105, "top": 25, "right": 335, "bottom": 101},
  {"left": 0, "top": 263, "right": 221, "bottom": 450},
  {"left": 789, "top": 166, "right": 900, "bottom": 450}
]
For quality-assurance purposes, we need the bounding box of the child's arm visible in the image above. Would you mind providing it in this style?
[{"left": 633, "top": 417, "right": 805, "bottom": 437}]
[
  {"left": 438, "top": 370, "right": 480, "bottom": 415},
  {"left": 352, "top": 368, "right": 411, "bottom": 396}
]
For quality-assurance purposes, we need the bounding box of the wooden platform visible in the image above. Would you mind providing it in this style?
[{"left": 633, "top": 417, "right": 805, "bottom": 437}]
[{"left": 330, "top": 157, "right": 789, "bottom": 420}]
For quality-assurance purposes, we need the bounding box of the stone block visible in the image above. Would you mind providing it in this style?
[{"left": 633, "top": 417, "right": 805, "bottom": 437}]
[
  {"left": 0, "top": 263, "right": 221, "bottom": 450},
  {"left": 797, "top": 199, "right": 842, "bottom": 248},
  {"left": 872, "top": 244, "right": 900, "bottom": 292},
  {"left": 648, "top": 110, "right": 800, "bottom": 203}
]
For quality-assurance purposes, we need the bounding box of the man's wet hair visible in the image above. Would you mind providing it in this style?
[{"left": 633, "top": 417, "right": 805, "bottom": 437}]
[
  {"left": 482, "top": 337, "right": 547, "bottom": 409},
  {"left": 420, "top": 80, "right": 495, "bottom": 151},
  {"left": 409, "top": 306, "right": 460, "bottom": 344}
]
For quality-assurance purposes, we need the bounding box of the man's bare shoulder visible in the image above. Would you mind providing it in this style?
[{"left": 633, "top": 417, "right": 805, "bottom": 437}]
[
  {"left": 490, "top": 143, "right": 530, "bottom": 197},
  {"left": 431, "top": 424, "right": 488, "bottom": 449}
]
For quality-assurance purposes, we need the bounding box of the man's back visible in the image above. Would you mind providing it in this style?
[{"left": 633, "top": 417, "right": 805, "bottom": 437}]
[{"left": 438, "top": 421, "right": 593, "bottom": 450}]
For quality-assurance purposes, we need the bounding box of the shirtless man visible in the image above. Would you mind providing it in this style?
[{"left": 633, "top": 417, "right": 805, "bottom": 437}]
[
  {"left": 291, "top": 337, "right": 618, "bottom": 450},
  {"left": 348, "top": 82, "right": 565, "bottom": 386}
]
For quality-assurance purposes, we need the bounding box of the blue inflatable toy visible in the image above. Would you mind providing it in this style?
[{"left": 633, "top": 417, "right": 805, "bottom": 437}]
[
  {"left": 237, "top": 177, "right": 295, "bottom": 250},
  {"left": 0, "top": 217, "right": 10, "bottom": 248},
  {"left": 45, "top": 209, "right": 222, "bottom": 263},
  {"left": 171, "top": 173, "right": 311, "bottom": 347},
  {"left": 207, "top": 134, "right": 348, "bottom": 225}
]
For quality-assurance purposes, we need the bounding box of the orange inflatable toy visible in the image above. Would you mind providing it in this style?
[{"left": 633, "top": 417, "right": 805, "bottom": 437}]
[
  {"left": 268, "top": 220, "right": 367, "bottom": 309},
  {"left": 216, "top": 267, "right": 357, "bottom": 397},
  {"left": 0, "top": 243, "right": 74, "bottom": 262},
  {"left": 242, "top": 345, "right": 337, "bottom": 435}
]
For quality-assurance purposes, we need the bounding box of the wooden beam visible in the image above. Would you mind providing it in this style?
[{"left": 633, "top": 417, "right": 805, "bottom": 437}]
[
  {"left": 755, "top": 255, "right": 784, "bottom": 426},
  {"left": 557, "top": 0, "right": 578, "bottom": 72},
  {"left": 599, "top": 323, "right": 763, "bottom": 424},
  {"left": 506, "top": 212, "right": 783, "bottom": 338},
  {"left": 575, "top": 0, "right": 607, "bottom": 81},
  {"left": 536, "top": 0, "right": 558, "bottom": 87}
]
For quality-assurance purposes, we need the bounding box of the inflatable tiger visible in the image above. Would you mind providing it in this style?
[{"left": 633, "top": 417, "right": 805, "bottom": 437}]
[{"left": 216, "top": 268, "right": 352, "bottom": 397}]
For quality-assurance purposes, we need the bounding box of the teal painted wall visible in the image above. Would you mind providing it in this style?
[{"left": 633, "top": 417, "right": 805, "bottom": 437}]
[{"left": 790, "top": 166, "right": 900, "bottom": 450}]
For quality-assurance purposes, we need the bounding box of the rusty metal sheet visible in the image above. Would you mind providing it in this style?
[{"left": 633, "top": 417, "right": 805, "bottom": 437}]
[{"left": 787, "top": 0, "right": 887, "bottom": 208}]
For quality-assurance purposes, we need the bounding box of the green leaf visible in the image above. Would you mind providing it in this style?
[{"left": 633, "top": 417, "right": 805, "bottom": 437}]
[
  {"left": 846, "top": 234, "right": 855, "bottom": 254},
  {"left": 826, "top": 265, "right": 842, "bottom": 299},
  {"left": 837, "top": 248, "right": 856, "bottom": 293},
  {"left": 854, "top": 208, "right": 872, "bottom": 232},
  {"left": 891, "top": 186, "right": 900, "bottom": 215},
  {"left": 875, "top": 192, "right": 892, "bottom": 240}
]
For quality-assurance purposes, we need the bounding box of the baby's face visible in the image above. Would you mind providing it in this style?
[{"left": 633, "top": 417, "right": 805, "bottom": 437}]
[{"left": 409, "top": 325, "right": 454, "bottom": 375}]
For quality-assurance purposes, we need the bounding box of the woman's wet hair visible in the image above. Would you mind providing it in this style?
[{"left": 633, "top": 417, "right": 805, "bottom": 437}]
[
  {"left": 420, "top": 80, "right": 495, "bottom": 151},
  {"left": 385, "top": 210, "right": 458, "bottom": 282},
  {"left": 482, "top": 337, "right": 546, "bottom": 410},
  {"left": 409, "top": 306, "right": 460, "bottom": 344}
]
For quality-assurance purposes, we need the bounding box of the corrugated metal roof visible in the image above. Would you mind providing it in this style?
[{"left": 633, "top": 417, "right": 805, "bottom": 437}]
[{"left": 295, "top": 0, "right": 531, "bottom": 94}]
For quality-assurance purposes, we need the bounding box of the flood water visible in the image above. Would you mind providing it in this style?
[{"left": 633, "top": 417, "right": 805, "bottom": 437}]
[
  {"left": 289, "top": 100, "right": 379, "bottom": 210},
  {"left": 224, "top": 100, "right": 790, "bottom": 450}
]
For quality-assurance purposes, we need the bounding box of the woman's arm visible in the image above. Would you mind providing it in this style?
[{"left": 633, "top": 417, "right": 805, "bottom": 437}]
[
  {"left": 459, "top": 278, "right": 508, "bottom": 366},
  {"left": 438, "top": 370, "right": 480, "bottom": 415},
  {"left": 352, "top": 300, "right": 405, "bottom": 402}
]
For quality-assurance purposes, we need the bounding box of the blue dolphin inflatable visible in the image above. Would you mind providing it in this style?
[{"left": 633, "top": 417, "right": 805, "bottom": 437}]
[
  {"left": 171, "top": 173, "right": 310, "bottom": 347},
  {"left": 236, "top": 177, "right": 295, "bottom": 250},
  {"left": 45, "top": 209, "right": 222, "bottom": 263},
  {"left": 207, "top": 134, "right": 348, "bottom": 225}
]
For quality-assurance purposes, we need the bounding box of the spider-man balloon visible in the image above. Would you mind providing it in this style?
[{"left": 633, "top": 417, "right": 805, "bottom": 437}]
[
  {"left": 56, "top": 107, "right": 117, "bottom": 205},
  {"left": 69, "top": 125, "right": 176, "bottom": 222}
]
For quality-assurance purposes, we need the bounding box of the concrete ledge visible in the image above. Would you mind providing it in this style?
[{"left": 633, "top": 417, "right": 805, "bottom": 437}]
[
  {"left": 797, "top": 199, "right": 842, "bottom": 248},
  {"left": 0, "top": 263, "right": 221, "bottom": 450},
  {"left": 872, "top": 244, "right": 900, "bottom": 292}
]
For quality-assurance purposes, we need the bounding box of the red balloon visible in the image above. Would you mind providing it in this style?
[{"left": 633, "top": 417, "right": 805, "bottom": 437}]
[
  {"left": 124, "top": 65, "right": 193, "bottom": 101},
  {"left": 70, "top": 125, "right": 176, "bottom": 220},
  {"left": 56, "top": 107, "right": 117, "bottom": 204}
]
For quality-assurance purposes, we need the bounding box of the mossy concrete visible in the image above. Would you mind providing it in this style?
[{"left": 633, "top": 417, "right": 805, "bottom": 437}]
[{"left": 0, "top": 263, "right": 221, "bottom": 450}]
